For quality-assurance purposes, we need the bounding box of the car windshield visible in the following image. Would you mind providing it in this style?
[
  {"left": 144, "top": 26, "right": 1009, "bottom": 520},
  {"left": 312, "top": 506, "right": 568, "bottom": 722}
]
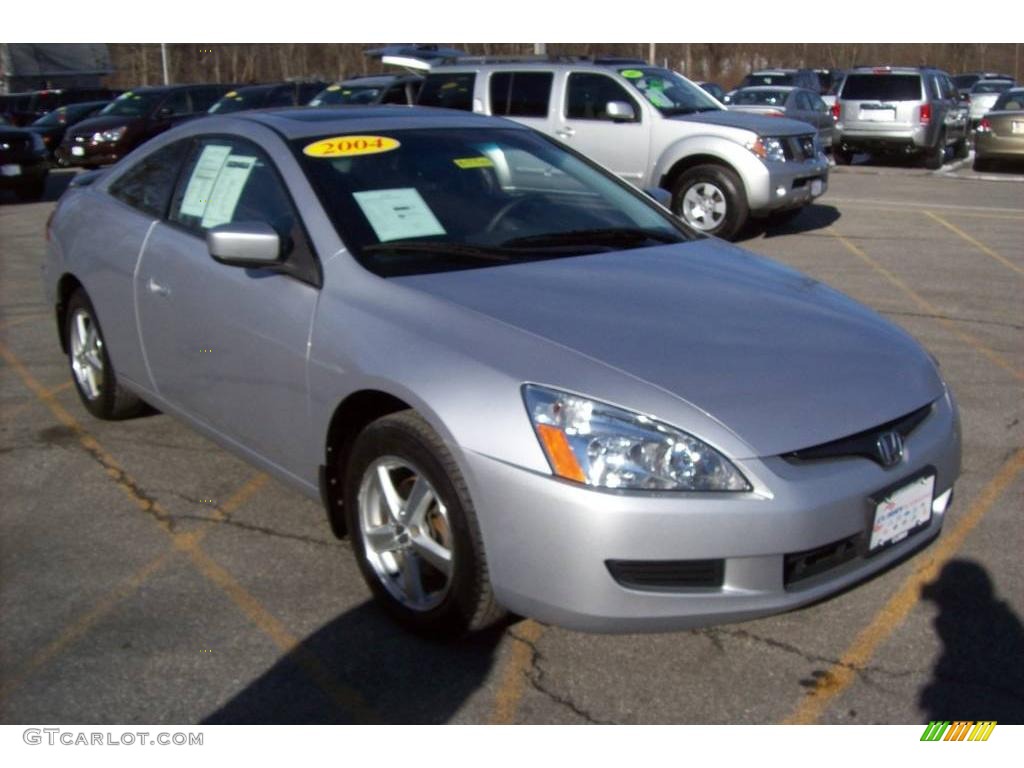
[
  {"left": 617, "top": 67, "right": 720, "bottom": 115},
  {"left": 993, "top": 90, "right": 1024, "bottom": 111},
  {"left": 309, "top": 85, "right": 383, "bottom": 106},
  {"left": 295, "top": 127, "right": 693, "bottom": 277},
  {"left": 100, "top": 91, "right": 163, "bottom": 117},
  {"left": 741, "top": 73, "right": 794, "bottom": 88},
  {"left": 730, "top": 89, "right": 789, "bottom": 106},
  {"left": 32, "top": 103, "right": 98, "bottom": 126},
  {"left": 840, "top": 74, "right": 922, "bottom": 101},
  {"left": 209, "top": 89, "right": 263, "bottom": 114},
  {"left": 971, "top": 80, "right": 1014, "bottom": 95}
]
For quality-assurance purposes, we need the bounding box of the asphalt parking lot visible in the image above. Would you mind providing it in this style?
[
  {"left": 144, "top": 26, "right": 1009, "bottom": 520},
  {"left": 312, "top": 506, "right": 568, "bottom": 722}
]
[{"left": 1, "top": 164, "right": 1022, "bottom": 725}]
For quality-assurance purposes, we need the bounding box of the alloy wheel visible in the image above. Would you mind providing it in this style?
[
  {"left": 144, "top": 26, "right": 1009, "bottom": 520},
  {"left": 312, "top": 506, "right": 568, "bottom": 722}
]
[
  {"left": 70, "top": 308, "right": 104, "bottom": 400},
  {"left": 681, "top": 182, "right": 728, "bottom": 231}
]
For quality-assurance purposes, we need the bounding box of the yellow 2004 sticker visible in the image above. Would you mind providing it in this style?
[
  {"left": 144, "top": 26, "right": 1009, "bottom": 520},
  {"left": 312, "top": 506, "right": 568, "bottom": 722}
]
[
  {"left": 453, "top": 156, "right": 494, "bottom": 169},
  {"left": 303, "top": 136, "right": 400, "bottom": 158}
]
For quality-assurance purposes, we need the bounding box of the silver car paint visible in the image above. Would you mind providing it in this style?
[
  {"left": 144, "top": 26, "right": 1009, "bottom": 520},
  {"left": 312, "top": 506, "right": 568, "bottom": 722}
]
[{"left": 44, "top": 108, "right": 961, "bottom": 632}]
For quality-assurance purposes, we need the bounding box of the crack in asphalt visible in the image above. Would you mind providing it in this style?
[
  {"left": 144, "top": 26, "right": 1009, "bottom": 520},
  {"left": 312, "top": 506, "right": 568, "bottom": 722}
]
[
  {"left": 170, "top": 513, "right": 344, "bottom": 549},
  {"left": 508, "top": 627, "right": 614, "bottom": 725},
  {"left": 880, "top": 309, "right": 1024, "bottom": 331}
]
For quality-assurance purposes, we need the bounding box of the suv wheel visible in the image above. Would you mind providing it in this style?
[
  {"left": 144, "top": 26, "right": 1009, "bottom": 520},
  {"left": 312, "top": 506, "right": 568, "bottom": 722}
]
[
  {"left": 671, "top": 164, "right": 748, "bottom": 240},
  {"left": 924, "top": 133, "right": 946, "bottom": 170},
  {"left": 833, "top": 146, "right": 853, "bottom": 165},
  {"left": 344, "top": 411, "right": 504, "bottom": 637}
]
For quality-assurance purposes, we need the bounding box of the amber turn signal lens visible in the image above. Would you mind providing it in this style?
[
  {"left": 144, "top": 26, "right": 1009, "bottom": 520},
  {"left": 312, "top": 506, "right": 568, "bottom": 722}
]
[{"left": 535, "top": 424, "right": 586, "bottom": 483}]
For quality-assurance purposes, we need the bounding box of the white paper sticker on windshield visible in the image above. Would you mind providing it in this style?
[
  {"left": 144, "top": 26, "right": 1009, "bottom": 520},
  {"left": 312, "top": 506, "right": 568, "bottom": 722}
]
[
  {"left": 352, "top": 188, "right": 445, "bottom": 242},
  {"left": 179, "top": 144, "right": 232, "bottom": 218},
  {"left": 200, "top": 155, "right": 257, "bottom": 229}
]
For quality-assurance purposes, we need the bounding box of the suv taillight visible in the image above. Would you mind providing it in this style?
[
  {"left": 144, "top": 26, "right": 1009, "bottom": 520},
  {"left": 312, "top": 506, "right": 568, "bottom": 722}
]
[
  {"left": 919, "top": 103, "right": 932, "bottom": 124},
  {"left": 976, "top": 117, "right": 992, "bottom": 133},
  {"left": 830, "top": 102, "right": 840, "bottom": 120}
]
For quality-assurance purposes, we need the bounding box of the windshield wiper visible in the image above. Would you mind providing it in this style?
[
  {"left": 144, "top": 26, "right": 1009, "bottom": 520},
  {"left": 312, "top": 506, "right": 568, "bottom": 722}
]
[
  {"left": 662, "top": 105, "right": 720, "bottom": 116},
  {"left": 362, "top": 241, "right": 519, "bottom": 263},
  {"left": 501, "top": 227, "right": 682, "bottom": 250}
]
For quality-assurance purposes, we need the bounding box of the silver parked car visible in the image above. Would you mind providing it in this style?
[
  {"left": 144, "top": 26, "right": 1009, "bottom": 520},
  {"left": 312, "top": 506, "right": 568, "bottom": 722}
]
[
  {"left": 833, "top": 66, "right": 969, "bottom": 169},
  {"left": 418, "top": 58, "right": 829, "bottom": 239},
  {"left": 726, "top": 86, "right": 835, "bottom": 146},
  {"left": 43, "top": 107, "right": 961, "bottom": 636}
]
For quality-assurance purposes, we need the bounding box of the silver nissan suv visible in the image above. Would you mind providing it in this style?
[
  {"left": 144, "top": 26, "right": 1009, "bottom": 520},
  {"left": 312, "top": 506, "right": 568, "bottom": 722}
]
[
  {"left": 832, "top": 66, "right": 969, "bottom": 169},
  {"left": 416, "top": 57, "right": 829, "bottom": 240}
]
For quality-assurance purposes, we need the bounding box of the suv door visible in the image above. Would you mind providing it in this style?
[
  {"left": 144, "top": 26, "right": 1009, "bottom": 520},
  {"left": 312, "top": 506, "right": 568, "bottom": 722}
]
[
  {"left": 558, "top": 71, "right": 650, "bottom": 184},
  {"left": 487, "top": 70, "right": 556, "bottom": 134},
  {"left": 135, "top": 135, "right": 320, "bottom": 477},
  {"left": 938, "top": 74, "right": 968, "bottom": 141}
]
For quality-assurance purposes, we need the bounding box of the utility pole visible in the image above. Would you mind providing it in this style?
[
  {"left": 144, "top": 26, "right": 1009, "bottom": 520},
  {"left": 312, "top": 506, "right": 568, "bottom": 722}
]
[
  {"left": 533, "top": 43, "right": 546, "bottom": 56},
  {"left": 160, "top": 43, "right": 170, "bottom": 85},
  {"left": 649, "top": 42, "right": 656, "bottom": 66}
]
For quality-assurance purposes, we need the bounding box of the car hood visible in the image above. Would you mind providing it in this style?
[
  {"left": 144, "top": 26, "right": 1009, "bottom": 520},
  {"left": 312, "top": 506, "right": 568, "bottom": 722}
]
[
  {"left": 672, "top": 109, "right": 812, "bottom": 137},
  {"left": 394, "top": 241, "right": 944, "bottom": 457}
]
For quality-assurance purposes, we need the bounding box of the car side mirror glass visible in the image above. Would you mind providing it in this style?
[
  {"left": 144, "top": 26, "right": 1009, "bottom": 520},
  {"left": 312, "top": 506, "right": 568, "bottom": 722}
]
[
  {"left": 605, "top": 101, "right": 636, "bottom": 122},
  {"left": 206, "top": 222, "right": 283, "bottom": 267},
  {"left": 643, "top": 187, "right": 672, "bottom": 208}
]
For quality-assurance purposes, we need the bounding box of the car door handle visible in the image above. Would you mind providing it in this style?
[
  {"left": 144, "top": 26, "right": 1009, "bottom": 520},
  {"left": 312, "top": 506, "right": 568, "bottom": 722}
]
[
  {"left": 555, "top": 126, "right": 575, "bottom": 139},
  {"left": 147, "top": 278, "right": 170, "bottom": 297}
]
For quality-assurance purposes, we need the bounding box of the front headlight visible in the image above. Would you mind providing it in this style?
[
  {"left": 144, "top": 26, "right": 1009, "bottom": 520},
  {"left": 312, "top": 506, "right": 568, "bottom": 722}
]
[
  {"left": 747, "top": 136, "right": 787, "bottom": 163},
  {"left": 93, "top": 126, "right": 127, "bottom": 143},
  {"left": 523, "top": 384, "right": 751, "bottom": 492}
]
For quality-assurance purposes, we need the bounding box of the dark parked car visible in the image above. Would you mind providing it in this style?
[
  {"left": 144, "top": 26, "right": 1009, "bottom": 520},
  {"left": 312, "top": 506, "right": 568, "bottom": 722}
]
[
  {"left": 0, "top": 115, "right": 49, "bottom": 201},
  {"left": 308, "top": 75, "right": 423, "bottom": 107},
  {"left": 208, "top": 81, "right": 328, "bottom": 114},
  {"left": 951, "top": 71, "right": 1016, "bottom": 98},
  {"left": 2, "top": 88, "right": 121, "bottom": 126},
  {"left": 696, "top": 81, "right": 726, "bottom": 102},
  {"left": 0, "top": 93, "right": 33, "bottom": 123},
  {"left": 735, "top": 69, "right": 822, "bottom": 93},
  {"left": 58, "top": 84, "right": 234, "bottom": 168},
  {"left": 25, "top": 101, "right": 110, "bottom": 162}
]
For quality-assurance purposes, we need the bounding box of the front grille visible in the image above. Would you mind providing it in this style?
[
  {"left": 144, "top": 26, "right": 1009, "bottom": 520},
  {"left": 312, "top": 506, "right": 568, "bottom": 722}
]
[
  {"left": 784, "top": 533, "right": 862, "bottom": 587},
  {"left": 606, "top": 559, "right": 724, "bottom": 591},
  {"left": 785, "top": 134, "right": 816, "bottom": 161},
  {"left": 783, "top": 402, "right": 932, "bottom": 467}
]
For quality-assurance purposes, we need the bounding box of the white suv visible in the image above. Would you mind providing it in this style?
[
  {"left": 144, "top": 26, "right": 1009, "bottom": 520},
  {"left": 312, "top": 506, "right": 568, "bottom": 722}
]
[{"left": 417, "top": 58, "right": 830, "bottom": 240}]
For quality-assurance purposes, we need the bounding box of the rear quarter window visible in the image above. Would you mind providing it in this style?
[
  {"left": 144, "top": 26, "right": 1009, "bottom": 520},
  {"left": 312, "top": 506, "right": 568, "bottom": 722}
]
[
  {"left": 841, "top": 74, "right": 923, "bottom": 101},
  {"left": 489, "top": 72, "right": 553, "bottom": 117},
  {"left": 418, "top": 73, "right": 476, "bottom": 111}
]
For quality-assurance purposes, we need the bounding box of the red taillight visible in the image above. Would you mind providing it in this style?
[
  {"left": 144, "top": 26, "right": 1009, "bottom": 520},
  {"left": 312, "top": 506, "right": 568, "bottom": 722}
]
[
  {"left": 830, "top": 102, "right": 840, "bottom": 120},
  {"left": 976, "top": 117, "right": 992, "bottom": 133},
  {"left": 919, "top": 103, "right": 932, "bottom": 124}
]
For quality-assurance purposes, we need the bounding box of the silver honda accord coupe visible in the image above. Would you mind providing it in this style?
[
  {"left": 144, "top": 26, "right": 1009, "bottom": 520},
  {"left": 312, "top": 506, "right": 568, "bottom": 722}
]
[{"left": 42, "top": 107, "right": 961, "bottom": 636}]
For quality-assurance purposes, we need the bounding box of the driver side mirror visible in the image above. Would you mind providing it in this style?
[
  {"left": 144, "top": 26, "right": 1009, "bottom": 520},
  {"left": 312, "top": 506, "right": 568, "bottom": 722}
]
[
  {"left": 605, "top": 101, "right": 636, "bottom": 122},
  {"left": 206, "top": 222, "right": 283, "bottom": 268},
  {"left": 156, "top": 106, "right": 173, "bottom": 119}
]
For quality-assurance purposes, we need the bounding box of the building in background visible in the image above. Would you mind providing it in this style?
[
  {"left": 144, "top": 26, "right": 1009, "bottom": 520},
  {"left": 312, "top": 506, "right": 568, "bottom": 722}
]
[{"left": 1, "top": 43, "right": 112, "bottom": 93}]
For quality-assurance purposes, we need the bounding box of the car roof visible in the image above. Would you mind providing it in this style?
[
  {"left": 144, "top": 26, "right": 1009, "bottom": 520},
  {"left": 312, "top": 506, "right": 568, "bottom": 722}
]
[
  {"left": 845, "top": 67, "right": 935, "bottom": 75},
  {"left": 231, "top": 105, "right": 526, "bottom": 139},
  {"left": 750, "top": 69, "right": 799, "bottom": 75},
  {"left": 428, "top": 60, "right": 652, "bottom": 75},
  {"left": 338, "top": 75, "right": 417, "bottom": 87},
  {"left": 972, "top": 78, "right": 1015, "bottom": 85},
  {"left": 735, "top": 85, "right": 796, "bottom": 92}
]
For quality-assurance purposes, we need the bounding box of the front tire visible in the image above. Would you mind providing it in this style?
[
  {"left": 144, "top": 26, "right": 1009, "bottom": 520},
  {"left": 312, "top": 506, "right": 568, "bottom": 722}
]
[
  {"left": 65, "top": 289, "right": 146, "bottom": 420},
  {"left": 671, "top": 164, "right": 748, "bottom": 240},
  {"left": 343, "top": 411, "right": 503, "bottom": 637}
]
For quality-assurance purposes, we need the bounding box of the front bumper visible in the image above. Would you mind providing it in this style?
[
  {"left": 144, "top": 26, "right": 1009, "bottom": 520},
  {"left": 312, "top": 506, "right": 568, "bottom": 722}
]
[
  {"left": 0, "top": 154, "right": 49, "bottom": 189},
  {"left": 835, "top": 124, "right": 932, "bottom": 153},
  {"left": 463, "top": 390, "right": 960, "bottom": 633},
  {"left": 748, "top": 153, "right": 830, "bottom": 213},
  {"left": 58, "top": 135, "right": 127, "bottom": 167}
]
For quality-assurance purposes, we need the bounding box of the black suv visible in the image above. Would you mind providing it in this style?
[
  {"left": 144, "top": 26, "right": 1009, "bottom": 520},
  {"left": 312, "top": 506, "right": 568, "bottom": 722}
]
[
  {"left": 58, "top": 84, "right": 234, "bottom": 168},
  {"left": 0, "top": 115, "right": 50, "bottom": 201}
]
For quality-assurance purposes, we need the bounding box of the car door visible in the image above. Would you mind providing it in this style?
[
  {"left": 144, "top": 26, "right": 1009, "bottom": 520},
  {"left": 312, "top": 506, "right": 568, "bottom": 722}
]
[
  {"left": 556, "top": 71, "right": 650, "bottom": 185},
  {"left": 487, "top": 70, "right": 556, "bottom": 135},
  {"left": 135, "top": 134, "right": 320, "bottom": 478},
  {"left": 939, "top": 74, "right": 968, "bottom": 141}
]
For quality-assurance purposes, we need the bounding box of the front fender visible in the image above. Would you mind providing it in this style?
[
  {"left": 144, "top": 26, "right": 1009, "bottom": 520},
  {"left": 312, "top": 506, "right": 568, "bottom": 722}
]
[{"left": 652, "top": 134, "right": 770, "bottom": 208}]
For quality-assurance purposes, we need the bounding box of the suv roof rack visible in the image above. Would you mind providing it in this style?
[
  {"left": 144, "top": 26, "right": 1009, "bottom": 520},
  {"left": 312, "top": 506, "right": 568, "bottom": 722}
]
[{"left": 430, "top": 54, "right": 650, "bottom": 67}]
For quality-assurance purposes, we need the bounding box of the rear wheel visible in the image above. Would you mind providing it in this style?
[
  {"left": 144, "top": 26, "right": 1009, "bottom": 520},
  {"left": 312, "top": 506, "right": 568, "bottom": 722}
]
[
  {"left": 65, "top": 289, "right": 146, "bottom": 420},
  {"left": 923, "top": 133, "right": 946, "bottom": 170},
  {"left": 671, "top": 164, "right": 748, "bottom": 240},
  {"left": 344, "top": 411, "right": 503, "bottom": 637},
  {"left": 953, "top": 137, "right": 969, "bottom": 160}
]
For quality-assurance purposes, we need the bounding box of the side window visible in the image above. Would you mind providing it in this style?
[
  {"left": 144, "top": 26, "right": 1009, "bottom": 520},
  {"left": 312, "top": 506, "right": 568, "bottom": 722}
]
[
  {"left": 188, "top": 87, "right": 221, "bottom": 112},
  {"left": 169, "top": 137, "right": 299, "bottom": 239},
  {"left": 160, "top": 90, "right": 190, "bottom": 116},
  {"left": 566, "top": 73, "right": 640, "bottom": 122},
  {"left": 489, "top": 72, "right": 553, "bottom": 117},
  {"left": 108, "top": 140, "right": 190, "bottom": 218},
  {"left": 794, "top": 91, "right": 812, "bottom": 110},
  {"left": 926, "top": 76, "right": 941, "bottom": 101},
  {"left": 380, "top": 84, "right": 410, "bottom": 105},
  {"left": 265, "top": 85, "right": 297, "bottom": 108},
  {"left": 941, "top": 76, "right": 958, "bottom": 101},
  {"left": 811, "top": 94, "right": 827, "bottom": 112},
  {"left": 417, "top": 73, "right": 476, "bottom": 111}
]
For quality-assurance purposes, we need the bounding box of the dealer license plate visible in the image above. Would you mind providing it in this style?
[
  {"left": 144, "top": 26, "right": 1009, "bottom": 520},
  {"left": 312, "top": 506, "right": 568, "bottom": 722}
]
[
  {"left": 71, "top": 146, "right": 85, "bottom": 157},
  {"left": 869, "top": 474, "right": 934, "bottom": 552},
  {"left": 859, "top": 107, "right": 896, "bottom": 122},
  {"left": 811, "top": 179, "right": 823, "bottom": 196},
  {"left": 1, "top": 164, "right": 20, "bottom": 177}
]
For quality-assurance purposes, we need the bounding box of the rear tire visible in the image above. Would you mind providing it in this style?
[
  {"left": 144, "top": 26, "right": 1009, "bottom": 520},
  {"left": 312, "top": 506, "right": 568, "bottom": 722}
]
[
  {"left": 953, "top": 138, "right": 969, "bottom": 160},
  {"left": 671, "top": 164, "right": 748, "bottom": 240},
  {"left": 344, "top": 411, "right": 504, "bottom": 638},
  {"left": 65, "top": 289, "right": 146, "bottom": 420},
  {"left": 923, "top": 134, "right": 946, "bottom": 170}
]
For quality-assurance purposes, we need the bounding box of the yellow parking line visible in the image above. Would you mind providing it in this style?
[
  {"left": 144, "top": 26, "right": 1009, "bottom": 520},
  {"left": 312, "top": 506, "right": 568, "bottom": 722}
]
[
  {"left": 827, "top": 229, "right": 1024, "bottom": 383},
  {"left": 0, "top": 340, "right": 379, "bottom": 722},
  {"left": 489, "top": 619, "right": 544, "bottom": 724},
  {"left": 783, "top": 447, "right": 1024, "bottom": 724},
  {"left": 924, "top": 210, "right": 1024, "bottom": 277}
]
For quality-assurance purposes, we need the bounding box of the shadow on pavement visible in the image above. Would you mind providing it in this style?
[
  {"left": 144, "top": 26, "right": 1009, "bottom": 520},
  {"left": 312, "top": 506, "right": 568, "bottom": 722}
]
[
  {"left": 0, "top": 169, "right": 77, "bottom": 205},
  {"left": 919, "top": 559, "right": 1024, "bottom": 723},
  {"left": 203, "top": 601, "right": 509, "bottom": 724},
  {"left": 747, "top": 203, "right": 841, "bottom": 240}
]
